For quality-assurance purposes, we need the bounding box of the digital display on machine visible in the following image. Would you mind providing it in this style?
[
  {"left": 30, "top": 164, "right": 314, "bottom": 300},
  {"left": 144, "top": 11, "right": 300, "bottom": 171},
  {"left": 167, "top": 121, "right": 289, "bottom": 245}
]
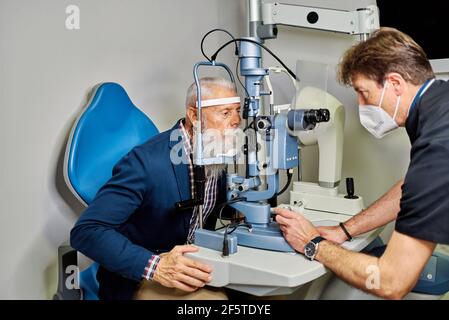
[{"left": 377, "top": 0, "right": 449, "bottom": 60}]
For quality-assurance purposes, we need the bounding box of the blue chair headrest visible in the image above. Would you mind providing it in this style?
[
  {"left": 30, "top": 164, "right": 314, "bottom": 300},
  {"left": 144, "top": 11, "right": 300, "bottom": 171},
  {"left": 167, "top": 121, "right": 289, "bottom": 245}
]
[{"left": 65, "top": 83, "right": 159, "bottom": 205}]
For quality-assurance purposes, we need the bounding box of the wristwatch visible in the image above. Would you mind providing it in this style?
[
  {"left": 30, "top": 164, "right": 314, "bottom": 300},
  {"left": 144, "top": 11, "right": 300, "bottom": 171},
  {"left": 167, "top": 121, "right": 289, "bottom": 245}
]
[{"left": 304, "top": 236, "right": 325, "bottom": 261}]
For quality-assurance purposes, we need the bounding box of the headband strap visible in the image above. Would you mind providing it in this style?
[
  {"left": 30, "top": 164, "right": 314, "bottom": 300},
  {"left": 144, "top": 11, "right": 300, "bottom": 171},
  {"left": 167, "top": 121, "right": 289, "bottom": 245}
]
[{"left": 196, "top": 96, "right": 241, "bottom": 108}]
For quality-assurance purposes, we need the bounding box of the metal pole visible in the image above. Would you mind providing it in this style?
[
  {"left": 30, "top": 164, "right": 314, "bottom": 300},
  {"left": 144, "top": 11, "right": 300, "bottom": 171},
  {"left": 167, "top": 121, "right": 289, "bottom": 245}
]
[{"left": 248, "top": 0, "right": 262, "bottom": 38}]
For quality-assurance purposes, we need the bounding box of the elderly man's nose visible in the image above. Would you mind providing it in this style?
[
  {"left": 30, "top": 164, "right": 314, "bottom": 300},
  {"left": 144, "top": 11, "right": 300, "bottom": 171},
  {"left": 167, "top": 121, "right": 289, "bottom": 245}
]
[{"left": 230, "top": 111, "right": 241, "bottom": 127}]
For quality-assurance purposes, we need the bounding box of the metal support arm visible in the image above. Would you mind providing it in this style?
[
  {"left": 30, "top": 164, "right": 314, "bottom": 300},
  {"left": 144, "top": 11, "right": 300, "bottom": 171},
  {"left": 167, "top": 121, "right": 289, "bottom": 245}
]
[{"left": 261, "top": 2, "right": 379, "bottom": 40}]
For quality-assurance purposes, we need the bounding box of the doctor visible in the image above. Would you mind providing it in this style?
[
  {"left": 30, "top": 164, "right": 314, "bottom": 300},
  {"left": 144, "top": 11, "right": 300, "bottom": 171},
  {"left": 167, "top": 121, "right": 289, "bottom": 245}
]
[{"left": 275, "top": 27, "right": 449, "bottom": 299}]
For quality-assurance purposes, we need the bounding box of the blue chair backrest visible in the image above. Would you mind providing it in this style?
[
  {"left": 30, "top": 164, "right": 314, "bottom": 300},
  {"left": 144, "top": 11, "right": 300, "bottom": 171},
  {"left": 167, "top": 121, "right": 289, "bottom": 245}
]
[
  {"left": 64, "top": 82, "right": 159, "bottom": 299},
  {"left": 65, "top": 82, "right": 159, "bottom": 205}
]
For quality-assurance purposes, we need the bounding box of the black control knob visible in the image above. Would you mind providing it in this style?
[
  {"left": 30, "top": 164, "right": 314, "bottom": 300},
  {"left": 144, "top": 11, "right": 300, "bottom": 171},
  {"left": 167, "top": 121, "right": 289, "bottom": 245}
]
[
  {"left": 257, "top": 118, "right": 271, "bottom": 131},
  {"left": 345, "top": 177, "right": 359, "bottom": 199}
]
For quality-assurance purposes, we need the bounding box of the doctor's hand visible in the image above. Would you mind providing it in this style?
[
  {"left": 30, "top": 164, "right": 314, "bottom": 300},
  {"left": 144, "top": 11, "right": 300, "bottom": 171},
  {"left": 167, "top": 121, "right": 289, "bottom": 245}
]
[
  {"left": 316, "top": 225, "right": 348, "bottom": 245},
  {"left": 274, "top": 207, "right": 320, "bottom": 254},
  {"left": 152, "top": 245, "right": 212, "bottom": 292}
]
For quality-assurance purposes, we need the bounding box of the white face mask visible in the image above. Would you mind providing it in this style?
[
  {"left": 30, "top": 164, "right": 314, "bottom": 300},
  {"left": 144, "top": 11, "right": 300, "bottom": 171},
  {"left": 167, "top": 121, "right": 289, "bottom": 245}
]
[{"left": 359, "top": 82, "right": 401, "bottom": 139}]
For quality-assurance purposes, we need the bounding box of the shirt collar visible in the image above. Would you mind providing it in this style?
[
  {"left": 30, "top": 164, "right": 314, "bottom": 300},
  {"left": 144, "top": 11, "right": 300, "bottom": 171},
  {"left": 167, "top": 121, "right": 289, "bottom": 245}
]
[
  {"left": 179, "top": 120, "right": 192, "bottom": 156},
  {"left": 408, "top": 78, "right": 436, "bottom": 116}
]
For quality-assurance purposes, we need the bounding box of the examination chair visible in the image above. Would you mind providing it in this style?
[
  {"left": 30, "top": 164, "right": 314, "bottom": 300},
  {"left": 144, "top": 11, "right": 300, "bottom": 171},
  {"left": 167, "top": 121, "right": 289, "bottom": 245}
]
[{"left": 53, "top": 83, "right": 159, "bottom": 300}]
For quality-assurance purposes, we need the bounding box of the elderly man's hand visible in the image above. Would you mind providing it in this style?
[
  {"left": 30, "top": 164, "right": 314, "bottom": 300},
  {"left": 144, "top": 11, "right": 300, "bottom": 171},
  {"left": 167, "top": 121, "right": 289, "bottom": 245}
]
[
  {"left": 152, "top": 245, "right": 212, "bottom": 292},
  {"left": 274, "top": 207, "right": 320, "bottom": 254}
]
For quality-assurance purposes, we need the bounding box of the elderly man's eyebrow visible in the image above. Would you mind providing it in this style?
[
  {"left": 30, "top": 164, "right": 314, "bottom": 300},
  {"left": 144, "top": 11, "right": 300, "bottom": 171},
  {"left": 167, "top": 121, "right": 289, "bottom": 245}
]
[{"left": 217, "top": 105, "right": 240, "bottom": 110}]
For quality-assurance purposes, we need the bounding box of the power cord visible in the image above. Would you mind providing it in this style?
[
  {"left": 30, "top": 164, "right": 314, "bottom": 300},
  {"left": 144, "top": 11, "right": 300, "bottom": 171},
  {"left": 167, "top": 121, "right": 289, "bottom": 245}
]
[
  {"left": 200, "top": 29, "right": 239, "bottom": 63},
  {"left": 211, "top": 196, "right": 252, "bottom": 257},
  {"left": 275, "top": 169, "right": 293, "bottom": 197},
  {"left": 243, "top": 120, "right": 254, "bottom": 132},
  {"left": 210, "top": 38, "right": 297, "bottom": 80},
  {"left": 235, "top": 57, "right": 250, "bottom": 97},
  {"left": 222, "top": 222, "right": 253, "bottom": 257},
  {"left": 216, "top": 197, "right": 247, "bottom": 227}
]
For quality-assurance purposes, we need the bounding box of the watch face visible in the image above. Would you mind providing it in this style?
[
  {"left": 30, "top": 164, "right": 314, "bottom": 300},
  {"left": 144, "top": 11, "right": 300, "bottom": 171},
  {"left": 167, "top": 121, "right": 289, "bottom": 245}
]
[{"left": 304, "top": 242, "right": 316, "bottom": 258}]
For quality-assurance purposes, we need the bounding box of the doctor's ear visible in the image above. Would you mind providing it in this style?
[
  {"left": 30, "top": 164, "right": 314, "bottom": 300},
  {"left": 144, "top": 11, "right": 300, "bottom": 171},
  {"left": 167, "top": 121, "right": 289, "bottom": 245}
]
[{"left": 385, "top": 72, "right": 406, "bottom": 96}]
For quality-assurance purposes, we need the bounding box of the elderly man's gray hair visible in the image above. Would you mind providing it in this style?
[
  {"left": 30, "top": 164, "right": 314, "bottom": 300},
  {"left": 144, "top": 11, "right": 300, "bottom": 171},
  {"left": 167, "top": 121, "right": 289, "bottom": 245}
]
[{"left": 185, "top": 77, "right": 237, "bottom": 109}]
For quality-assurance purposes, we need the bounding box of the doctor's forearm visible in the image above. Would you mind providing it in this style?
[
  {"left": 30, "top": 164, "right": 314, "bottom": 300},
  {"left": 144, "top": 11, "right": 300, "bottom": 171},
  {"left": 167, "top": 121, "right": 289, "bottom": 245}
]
[
  {"left": 344, "top": 180, "right": 403, "bottom": 236},
  {"left": 316, "top": 241, "right": 395, "bottom": 299}
]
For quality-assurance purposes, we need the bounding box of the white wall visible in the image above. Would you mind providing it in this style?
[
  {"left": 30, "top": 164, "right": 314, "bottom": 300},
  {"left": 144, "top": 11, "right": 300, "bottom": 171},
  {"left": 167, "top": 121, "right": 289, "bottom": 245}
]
[{"left": 0, "top": 0, "right": 245, "bottom": 299}]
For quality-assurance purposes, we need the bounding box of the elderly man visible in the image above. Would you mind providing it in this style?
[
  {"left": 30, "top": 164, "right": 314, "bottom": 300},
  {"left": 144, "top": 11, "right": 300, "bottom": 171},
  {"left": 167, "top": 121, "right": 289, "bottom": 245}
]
[
  {"left": 275, "top": 27, "right": 449, "bottom": 299},
  {"left": 70, "top": 77, "right": 241, "bottom": 300}
]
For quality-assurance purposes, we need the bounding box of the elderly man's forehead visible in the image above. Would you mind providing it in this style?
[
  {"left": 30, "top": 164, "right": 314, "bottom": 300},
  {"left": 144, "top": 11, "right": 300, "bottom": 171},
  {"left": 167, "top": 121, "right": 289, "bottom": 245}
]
[{"left": 206, "top": 85, "right": 236, "bottom": 95}]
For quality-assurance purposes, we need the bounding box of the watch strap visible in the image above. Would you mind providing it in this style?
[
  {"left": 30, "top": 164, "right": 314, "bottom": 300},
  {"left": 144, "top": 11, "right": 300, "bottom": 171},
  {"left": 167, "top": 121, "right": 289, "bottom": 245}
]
[{"left": 310, "top": 236, "right": 325, "bottom": 245}]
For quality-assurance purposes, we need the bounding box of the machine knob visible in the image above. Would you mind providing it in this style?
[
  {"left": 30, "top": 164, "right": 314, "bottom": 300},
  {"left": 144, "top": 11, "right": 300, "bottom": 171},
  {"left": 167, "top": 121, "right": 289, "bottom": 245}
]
[
  {"left": 256, "top": 117, "right": 271, "bottom": 131},
  {"left": 345, "top": 177, "right": 359, "bottom": 199}
]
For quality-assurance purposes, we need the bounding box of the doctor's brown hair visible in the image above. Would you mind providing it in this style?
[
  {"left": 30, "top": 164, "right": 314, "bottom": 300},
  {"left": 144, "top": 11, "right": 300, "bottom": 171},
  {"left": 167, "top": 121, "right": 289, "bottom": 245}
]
[{"left": 338, "top": 27, "right": 434, "bottom": 86}]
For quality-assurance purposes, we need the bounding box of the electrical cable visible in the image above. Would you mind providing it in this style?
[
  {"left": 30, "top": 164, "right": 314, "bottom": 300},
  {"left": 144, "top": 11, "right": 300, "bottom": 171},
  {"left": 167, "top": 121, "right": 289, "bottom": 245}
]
[
  {"left": 210, "top": 38, "right": 297, "bottom": 80},
  {"left": 222, "top": 221, "right": 253, "bottom": 257},
  {"left": 235, "top": 57, "right": 250, "bottom": 97},
  {"left": 200, "top": 29, "right": 238, "bottom": 63},
  {"left": 216, "top": 197, "right": 247, "bottom": 227},
  {"left": 275, "top": 170, "right": 293, "bottom": 197}
]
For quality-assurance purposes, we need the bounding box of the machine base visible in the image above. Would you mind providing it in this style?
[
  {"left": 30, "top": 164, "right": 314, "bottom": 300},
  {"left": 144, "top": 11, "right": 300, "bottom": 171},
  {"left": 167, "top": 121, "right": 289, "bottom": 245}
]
[
  {"left": 233, "top": 223, "right": 294, "bottom": 252},
  {"left": 194, "top": 222, "right": 294, "bottom": 254}
]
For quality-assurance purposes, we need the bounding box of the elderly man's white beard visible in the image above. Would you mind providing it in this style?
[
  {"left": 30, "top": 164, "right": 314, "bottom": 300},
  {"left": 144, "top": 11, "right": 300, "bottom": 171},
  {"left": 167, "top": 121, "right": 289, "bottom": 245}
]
[
  {"left": 192, "top": 125, "right": 242, "bottom": 179},
  {"left": 204, "top": 163, "right": 227, "bottom": 178}
]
